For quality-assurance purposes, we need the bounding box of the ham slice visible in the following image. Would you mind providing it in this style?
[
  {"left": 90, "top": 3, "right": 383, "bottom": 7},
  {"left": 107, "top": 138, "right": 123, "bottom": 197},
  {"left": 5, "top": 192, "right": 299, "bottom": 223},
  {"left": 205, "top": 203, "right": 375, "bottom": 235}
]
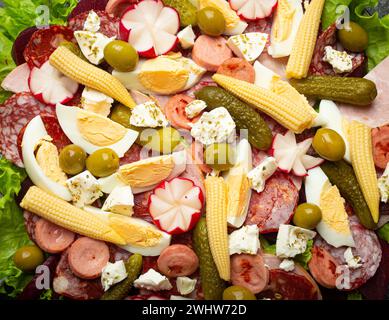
[{"left": 338, "top": 56, "right": 389, "bottom": 128}]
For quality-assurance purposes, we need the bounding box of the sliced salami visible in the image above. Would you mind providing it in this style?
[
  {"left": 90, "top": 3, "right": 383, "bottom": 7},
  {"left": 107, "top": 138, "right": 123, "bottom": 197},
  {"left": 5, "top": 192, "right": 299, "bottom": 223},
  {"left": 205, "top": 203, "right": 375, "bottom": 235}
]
[
  {"left": 23, "top": 210, "right": 40, "bottom": 243},
  {"left": 12, "top": 26, "right": 38, "bottom": 65},
  {"left": 41, "top": 113, "right": 72, "bottom": 152},
  {"left": 0, "top": 93, "right": 54, "bottom": 167},
  {"left": 53, "top": 250, "right": 104, "bottom": 300},
  {"left": 68, "top": 0, "right": 109, "bottom": 20},
  {"left": 120, "top": 143, "right": 142, "bottom": 165},
  {"left": 245, "top": 172, "right": 299, "bottom": 233},
  {"left": 68, "top": 10, "right": 119, "bottom": 38},
  {"left": 133, "top": 191, "right": 153, "bottom": 223},
  {"left": 23, "top": 26, "right": 75, "bottom": 68},
  {"left": 309, "top": 215, "right": 382, "bottom": 291}
]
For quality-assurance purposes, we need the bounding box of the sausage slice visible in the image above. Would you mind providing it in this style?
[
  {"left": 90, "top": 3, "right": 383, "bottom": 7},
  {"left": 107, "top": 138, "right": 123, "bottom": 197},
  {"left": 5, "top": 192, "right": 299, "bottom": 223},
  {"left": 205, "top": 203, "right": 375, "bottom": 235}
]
[
  {"left": 157, "top": 244, "right": 199, "bottom": 277},
  {"left": 217, "top": 58, "right": 255, "bottom": 83}
]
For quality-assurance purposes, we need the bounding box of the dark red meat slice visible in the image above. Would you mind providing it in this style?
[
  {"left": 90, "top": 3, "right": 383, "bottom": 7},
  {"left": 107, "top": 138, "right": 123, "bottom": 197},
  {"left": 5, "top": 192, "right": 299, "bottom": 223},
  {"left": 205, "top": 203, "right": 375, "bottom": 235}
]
[
  {"left": 41, "top": 113, "right": 71, "bottom": 152},
  {"left": 106, "top": 0, "right": 139, "bottom": 17},
  {"left": 120, "top": 143, "right": 142, "bottom": 165},
  {"left": 23, "top": 26, "right": 75, "bottom": 68},
  {"left": 53, "top": 250, "right": 104, "bottom": 300},
  {"left": 23, "top": 210, "right": 40, "bottom": 243},
  {"left": 0, "top": 93, "right": 54, "bottom": 167},
  {"left": 245, "top": 172, "right": 299, "bottom": 233},
  {"left": 12, "top": 26, "right": 38, "bottom": 65},
  {"left": 133, "top": 191, "right": 153, "bottom": 223},
  {"left": 109, "top": 244, "right": 131, "bottom": 262},
  {"left": 63, "top": 86, "right": 84, "bottom": 107},
  {"left": 67, "top": 0, "right": 109, "bottom": 20},
  {"left": 68, "top": 10, "right": 119, "bottom": 38}
]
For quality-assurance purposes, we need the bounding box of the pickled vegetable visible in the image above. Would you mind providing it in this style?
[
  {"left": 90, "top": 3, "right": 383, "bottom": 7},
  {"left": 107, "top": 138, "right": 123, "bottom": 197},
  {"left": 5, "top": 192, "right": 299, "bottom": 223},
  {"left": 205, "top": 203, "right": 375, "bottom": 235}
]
[
  {"left": 110, "top": 104, "right": 134, "bottom": 129},
  {"left": 290, "top": 76, "right": 377, "bottom": 106},
  {"left": 104, "top": 40, "right": 139, "bottom": 72},
  {"left": 59, "top": 144, "right": 87, "bottom": 175},
  {"left": 193, "top": 217, "right": 226, "bottom": 300},
  {"left": 162, "top": 0, "right": 197, "bottom": 26},
  {"left": 195, "top": 86, "right": 272, "bottom": 150},
  {"left": 204, "top": 143, "right": 236, "bottom": 171},
  {"left": 101, "top": 254, "right": 143, "bottom": 300},
  {"left": 223, "top": 285, "right": 256, "bottom": 300},
  {"left": 197, "top": 7, "right": 226, "bottom": 36},
  {"left": 293, "top": 203, "right": 322, "bottom": 230},
  {"left": 321, "top": 160, "right": 377, "bottom": 229},
  {"left": 338, "top": 22, "right": 368, "bottom": 53},
  {"left": 86, "top": 148, "right": 120, "bottom": 177},
  {"left": 13, "top": 245, "right": 44, "bottom": 273},
  {"left": 312, "top": 128, "right": 345, "bottom": 161}
]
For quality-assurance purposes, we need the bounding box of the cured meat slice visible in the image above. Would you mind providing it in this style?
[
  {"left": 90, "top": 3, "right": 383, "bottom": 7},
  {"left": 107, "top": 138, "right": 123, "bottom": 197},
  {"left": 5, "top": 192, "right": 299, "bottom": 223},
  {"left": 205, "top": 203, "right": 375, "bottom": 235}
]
[
  {"left": 12, "top": 26, "right": 38, "bottom": 65},
  {"left": 309, "top": 215, "right": 382, "bottom": 291},
  {"left": 133, "top": 191, "right": 153, "bottom": 223},
  {"left": 53, "top": 250, "right": 104, "bottom": 300},
  {"left": 23, "top": 26, "right": 75, "bottom": 68},
  {"left": 68, "top": 10, "right": 119, "bottom": 38},
  {"left": 245, "top": 172, "right": 299, "bottom": 233},
  {"left": 120, "top": 143, "right": 142, "bottom": 165},
  {"left": 164, "top": 94, "right": 198, "bottom": 130},
  {"left": 0, "top": 93, "right": 54, "bottom": 167},
  {"left": 68, "top": 0, "right": 109, "bottom": 20},
  {"left": 217, "top": 58, "right": 255, "bottom": 83},
  {"left": 106, "top": 0, "right": 139, "bottom": 17},
  {"left": 23, "top": 210, "right": 40, "bottom": 243},
  {"left": 372, "top": 124, "right": 389, "bottom": 169},
  {"left": 41, "top": 113, "right": 72, "bottom": 152}
]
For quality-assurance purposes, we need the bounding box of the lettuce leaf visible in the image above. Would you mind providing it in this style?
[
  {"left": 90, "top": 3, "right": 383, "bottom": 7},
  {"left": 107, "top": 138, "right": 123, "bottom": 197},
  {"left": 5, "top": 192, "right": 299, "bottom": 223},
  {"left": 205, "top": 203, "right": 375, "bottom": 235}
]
[
  {"left": 260, "top": 235, "right": 276, "bottom": 255},
  {"left": 0, "top": 158, "right": 32, "bottom": 298},
  {"left": 347, "top": 291, "right": 363, "bottom": 300},
  {"left": 378, "top": 223, "right": 389, "bottom": 244},
  {"left": 294, "top": 239, "right": 313, "bottom": 269},
  {"left": 0, "top": 0, "right": 78, "bottom": 103},
  {"left": 321, "top": 0, "right": 389, "bottom": 71}
]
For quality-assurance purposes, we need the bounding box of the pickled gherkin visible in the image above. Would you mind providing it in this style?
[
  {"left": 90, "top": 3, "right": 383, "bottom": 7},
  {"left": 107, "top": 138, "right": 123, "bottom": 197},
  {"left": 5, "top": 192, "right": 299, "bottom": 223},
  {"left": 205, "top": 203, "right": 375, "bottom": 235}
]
[
  {"left": 321, "top": 161, "right": 377, "bottom": 230},
  {"left": 100, "top": 254, "right": 143, "bottom": 300},
  {"left": 195, "top": 86, "right": 272, "bottom": 150},
  {"left": 162, "top": 0, "right": 197, "bottom": 26},
  {"left": 193, "top": 217, "right": 226, "bottom": 300}
]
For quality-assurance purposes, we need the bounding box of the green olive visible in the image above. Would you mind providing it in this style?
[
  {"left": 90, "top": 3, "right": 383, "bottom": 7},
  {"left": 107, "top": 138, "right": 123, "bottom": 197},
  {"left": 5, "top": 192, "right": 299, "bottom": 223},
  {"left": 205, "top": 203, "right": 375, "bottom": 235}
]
[
  {"left": 312, "top": 128, "right": 346, "bottom": 161},
  {"left": 204, "top": 143, "right": 235, "bottom": 171},
  {"left": 293, "top": 203, "right": 322, "bottom": 230},
  {"left": 337, "top": 22, "right": 368, "bottom": 52},
  {"left": 223, "top": 285, "right": 256, "bottom": 300},
  {"left": 139, "top": 127, "right": 182, "bottom": 154},
  {"left": 110, "top": 104, "right": 132, "bottom": 128},
  {"left": 13, "top": 245, "right": 44, "bottom": 273},
  {"left": 86, "top": 148, "right": 120, "bottom": 177},
  {"left": 197, "top": 7, "right": 226, "bottom": 36},
  {"left": 59, "top": 144, "right": 87, "bottom": 175},
  {"left": 104, "top": 40, "right": 139, "bottom": 72}
]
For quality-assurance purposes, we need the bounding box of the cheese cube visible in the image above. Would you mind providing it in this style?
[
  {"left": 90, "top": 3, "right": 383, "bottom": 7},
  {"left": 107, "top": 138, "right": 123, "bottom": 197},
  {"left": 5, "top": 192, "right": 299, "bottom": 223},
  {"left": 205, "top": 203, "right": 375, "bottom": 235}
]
[
  {"left": 344, "top": 247, "right": 362, "bottom": 269},
  {"left": 101, "top": 260, "right": 127, "bottom": 291},
  {"left": 176, "top": 276, "right": 197, "bottom": 295},
  {"left": 323, "top": 46, "right": 353, "bottom": 74},
  {"left": 74, "top": 31, "right": 115, "bottom": 65},
  {"left": 227, "top": 32, "right": 268, "bottom": 63},
  {"left": 177, "top": 25, "right": 196, "bottom": 49},
  {"left": 83, "top": 10, "right": 100, "bottom": 32},
  {"left": 185, "top": 100, "right": 207, "bottom": 119},
  {"left": 276, "top": 224, "right": 316, "bottom": 258},
  {"left": 229, "top": 225, "right": 260, "bottom": 255},
  {"left": 102, "top": 186, "right": 134, "bottom": 216},
  {"left": 247, "top": 157, "right": 277, "bottom": 193},
  {"left": 378, "top": 163, "right": 389, "bottom": 203},
  {"left": 279, "top": 259, "right": 295, "bottom": 272},
  {"left": 81, "top": 87, "right": 114, "bottom": 117},
  {"left": 130, "top": 101, "right": 169, "bottom": 128},
  {"left": 134, "top": 269, "right": 172, "bottom": 291}
]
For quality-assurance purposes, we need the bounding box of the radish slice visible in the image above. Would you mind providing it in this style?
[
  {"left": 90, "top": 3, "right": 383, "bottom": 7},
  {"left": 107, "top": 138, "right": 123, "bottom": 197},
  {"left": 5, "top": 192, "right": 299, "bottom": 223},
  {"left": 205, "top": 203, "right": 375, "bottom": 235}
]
[
  {"left": 270, "top": 130, "right": 324, "bottom": 177},
  {"left": 149, "top": 177, "right": 204, "bottom": 234},
  {"left": 1, "top": 63, "right": 30, "bottom": 93},
  {"left": 28, "top": 61, "right": 79, "bottom": 106},
  {"left": 229, "top": 0, "right": 278, "bottom": 21},
  {"left": 120, "top": 0, "right": 180, "bottom": 58}
]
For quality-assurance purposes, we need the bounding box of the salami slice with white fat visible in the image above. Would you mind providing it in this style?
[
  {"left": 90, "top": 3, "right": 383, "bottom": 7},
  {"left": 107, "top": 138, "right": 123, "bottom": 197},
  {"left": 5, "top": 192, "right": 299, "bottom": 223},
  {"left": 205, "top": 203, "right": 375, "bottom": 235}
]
[
  {"left": 245, "top": 172, "right": 299, "bottom": 233},
  {"left": 23, "top": 210, "right": 40, "bottom": 243},
  {"left": 309, "top": 215, "right": 382, "bottom": 291},
  {"left": 0, "top": 93, "right": 54, "bottom": 167},
  {"left": 68, "top": 10, "right": 119, "bottom": 38}
]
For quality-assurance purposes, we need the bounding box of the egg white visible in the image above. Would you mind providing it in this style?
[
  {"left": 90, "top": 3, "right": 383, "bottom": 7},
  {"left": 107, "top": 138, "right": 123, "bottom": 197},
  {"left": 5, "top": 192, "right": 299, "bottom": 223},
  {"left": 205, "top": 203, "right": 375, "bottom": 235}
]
[
  {"left": 22, "top": 116, "right": 72, "bottom": 201},
  {"left": 56, "top": 104, "right": 138, "bottom": 157}
]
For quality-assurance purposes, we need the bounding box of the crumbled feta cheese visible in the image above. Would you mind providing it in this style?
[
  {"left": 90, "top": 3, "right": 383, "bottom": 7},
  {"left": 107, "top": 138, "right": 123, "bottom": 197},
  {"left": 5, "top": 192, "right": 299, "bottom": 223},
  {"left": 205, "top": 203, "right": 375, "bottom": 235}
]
[
  {"left": 177, "top": 25, "right": 196, "bottom": 49},
  {"left": 185, "top": 100, "right": 207, "bottom": 119},
  {"left": 101, "top": 260, "right": 127, "bottom": 291},
  {"left": 247, "top": 157, "right": 277, "bottom": 193},
  {"left": 81, "top": 87, "right": 114, "bottom": 117},
  {"left": 102, "top": 186, "right": 134, "bottom": 216},
  {"left": 279, "top": 259, "right": 295, "bottom": 272},
  {"left": 378, "top": 163, "right": 389, "bottom": 203},
  {"left": 74, "top": 31, "right": 115, "bottom": 65},
  {"left": 227, "top": 32, "right": 268, "bottom": 63},
  {"left": 276, "top": 224, "right": 316, "bottom": 258},
  {"left": 66, "top": 170, "right": 103, "bottom": 208},
  {"left": 134, "top": 269, "right": 173, "bottom": 291},
  {"left": 83, "top": 10, "right": 100, "bottom": 33},
  {"left": 176, "top": 277, "right": 197, "bottom": 295},
  {"left": 323, "top": 46, "right": 353, "bottom": 74},
  {"left": 229, "top": 225, "right": 260, "bottom": 255},
  {"left": 344, "top": 247, "right": 362, "bottom": 269},
  {"left": 130, "top": 101, "right": 169, "bottom": 128},
  {"left": 190, "top": 107, "right": 236, "bottom": 145}
]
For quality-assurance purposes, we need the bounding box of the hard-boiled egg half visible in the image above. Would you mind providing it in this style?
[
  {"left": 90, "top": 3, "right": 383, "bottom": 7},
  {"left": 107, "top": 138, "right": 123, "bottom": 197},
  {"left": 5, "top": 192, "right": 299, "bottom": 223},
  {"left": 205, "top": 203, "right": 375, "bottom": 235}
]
[
  {"left": 268, "top": 0, "right": 303, "bottom": 58},
  {"left": 22, "top": 116, "right": 72, "bottom": 201},
  {"left": 84, "top": 206, "right": 171, "bottom": 256},
  {"left": 56, "top": 104, "right": 138, "bottom": 157},
  {"left": 98, "top": 150, "right": 187, "bottom": 194},
  {"left": 305, "top": 167, "right": 355, "bottom": 248},
  {"left": 112, "top": 54, "right": 206, "bottom": 95}
]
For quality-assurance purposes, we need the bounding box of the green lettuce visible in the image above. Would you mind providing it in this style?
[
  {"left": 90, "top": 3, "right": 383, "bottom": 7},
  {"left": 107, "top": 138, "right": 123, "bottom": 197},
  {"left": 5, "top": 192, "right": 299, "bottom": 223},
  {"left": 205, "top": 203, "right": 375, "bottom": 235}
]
[
  {"left": 0, "top": 158, "right": 32, "bottom": 298},
  {"left": 321, "top": 0, "right": 389, "bottom": 71},
  {"left": 0, "top": 0, "right": 78, "bottom": 103},
  {"left": 347, "top": 291, "right": 363, "bottom": 300},
  {"left": 378, "top": 223, "right": 389, "bottom": 244}
]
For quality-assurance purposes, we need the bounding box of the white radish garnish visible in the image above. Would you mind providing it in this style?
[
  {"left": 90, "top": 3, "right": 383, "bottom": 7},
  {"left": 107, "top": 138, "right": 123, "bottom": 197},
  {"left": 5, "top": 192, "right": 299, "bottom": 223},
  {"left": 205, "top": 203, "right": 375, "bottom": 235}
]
[
  {"left": 270, "top": 130, "right": 324, "bottom": 177},
  {"left": 229, "top": 0, "right": 278, "bottom": 21},
  {"left": 119, "top": 0, "right": 180, "bottom": 58},
  {"left": 149, "top": 177, "right": 204, "bottom": 234},
  {"left": 28, "top": 61, "right": 79, "bottom": 105}
]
